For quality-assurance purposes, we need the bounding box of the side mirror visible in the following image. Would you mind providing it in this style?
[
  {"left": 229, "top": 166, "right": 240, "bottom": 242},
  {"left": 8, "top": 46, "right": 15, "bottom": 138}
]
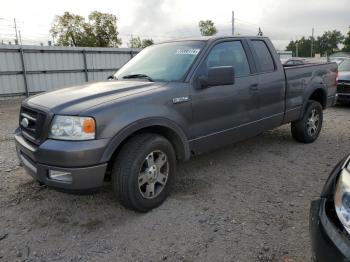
[
  {"left": 199, "top": 66, "right": 234, "bottom": 88},
  {"left": 107, "top": 75, "right": 114, "bottom": 80}
]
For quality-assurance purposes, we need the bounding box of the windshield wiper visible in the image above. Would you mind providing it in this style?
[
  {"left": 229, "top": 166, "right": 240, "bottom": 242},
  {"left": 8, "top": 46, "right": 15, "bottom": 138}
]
[{"left": 122, "top": 74, "right": 154, "bottom": 82}]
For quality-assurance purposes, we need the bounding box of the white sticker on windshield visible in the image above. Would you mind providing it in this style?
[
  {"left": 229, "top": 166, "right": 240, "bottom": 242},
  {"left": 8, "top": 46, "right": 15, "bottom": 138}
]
[{"left": 176, "top": 49, "right": 200, "bottom": 55}]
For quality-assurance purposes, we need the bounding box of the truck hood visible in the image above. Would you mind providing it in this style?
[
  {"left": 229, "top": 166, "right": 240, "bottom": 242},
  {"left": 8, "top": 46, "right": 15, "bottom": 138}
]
[
  {"left": 339, "top": 71, "right": 350, "bottom": 81},
  {"left": 26, "top": 80, "right": 163, "bottom": 114}
]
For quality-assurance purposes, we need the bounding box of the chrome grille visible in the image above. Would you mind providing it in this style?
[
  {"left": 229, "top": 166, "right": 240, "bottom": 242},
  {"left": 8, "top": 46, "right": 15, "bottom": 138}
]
[
  {"left": 20, "top": 106, "right": 46, "bottom": 145},
  {"left": 337, "top": 80, "right": 350, "bottom": 94}
]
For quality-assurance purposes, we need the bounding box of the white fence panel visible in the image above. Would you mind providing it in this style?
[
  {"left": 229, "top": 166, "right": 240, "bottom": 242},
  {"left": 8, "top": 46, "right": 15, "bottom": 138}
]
[{"left": 0, "top": 45, "right": 140, "bottom": 96}]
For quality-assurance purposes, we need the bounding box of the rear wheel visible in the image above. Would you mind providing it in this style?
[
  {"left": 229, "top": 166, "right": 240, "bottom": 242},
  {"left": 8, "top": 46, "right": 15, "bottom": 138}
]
[
  {"left": 291, "top": 101, "right": 323, "bottom": 143},
  {"left": 111, "top": 133, "right": 176, "bottom": 212}
]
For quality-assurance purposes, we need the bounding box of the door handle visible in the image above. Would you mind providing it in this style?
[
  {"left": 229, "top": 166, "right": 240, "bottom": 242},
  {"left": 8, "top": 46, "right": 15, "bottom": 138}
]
[{"left": 249, "top": 83, "right": 259, "bottom": 91}]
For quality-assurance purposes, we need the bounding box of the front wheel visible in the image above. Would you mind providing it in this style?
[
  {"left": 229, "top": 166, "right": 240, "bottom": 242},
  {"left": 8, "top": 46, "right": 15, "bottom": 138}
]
[
  {"left": 111, "top": 133, "right": 176, "bottom": 212},
  {"left": 291, "top": 101, "right": 323, "bottom": 143}
]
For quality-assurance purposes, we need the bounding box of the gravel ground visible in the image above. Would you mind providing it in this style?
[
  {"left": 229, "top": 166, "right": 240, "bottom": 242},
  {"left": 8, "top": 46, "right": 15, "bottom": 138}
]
[{"left": 0, "top": 99, "right": 349, "bottom": 262}]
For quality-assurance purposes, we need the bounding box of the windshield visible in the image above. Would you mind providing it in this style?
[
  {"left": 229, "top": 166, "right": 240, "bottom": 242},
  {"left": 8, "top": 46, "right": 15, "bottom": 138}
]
[
  {"left": 339, "top": 59, "right": 350, "bottom": 72},
  {"left": 114, "top": 41, "right": 205, "bottom": 82}
]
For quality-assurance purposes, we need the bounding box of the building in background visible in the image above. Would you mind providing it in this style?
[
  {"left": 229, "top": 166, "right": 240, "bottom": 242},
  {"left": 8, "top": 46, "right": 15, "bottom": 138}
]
[{"left": 276, "top": 50, "right": 293, "bottom": 59}]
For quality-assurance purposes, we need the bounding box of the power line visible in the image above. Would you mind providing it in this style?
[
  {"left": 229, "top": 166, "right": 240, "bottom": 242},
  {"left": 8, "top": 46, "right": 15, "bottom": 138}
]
[{"left": 234, "top": 18, "right": 261, "bottom": 28}]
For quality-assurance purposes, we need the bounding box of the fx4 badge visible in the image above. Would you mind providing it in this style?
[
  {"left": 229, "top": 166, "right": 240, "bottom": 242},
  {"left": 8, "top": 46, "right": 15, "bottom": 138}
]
[{"left": 172, "top": 97, "right": 189, "bottom": 104}]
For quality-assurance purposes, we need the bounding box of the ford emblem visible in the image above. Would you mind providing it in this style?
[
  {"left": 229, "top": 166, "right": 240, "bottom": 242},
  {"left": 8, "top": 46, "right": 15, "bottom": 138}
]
[{"left": 21, "top": 118, "right": 29, "bottom": 128}]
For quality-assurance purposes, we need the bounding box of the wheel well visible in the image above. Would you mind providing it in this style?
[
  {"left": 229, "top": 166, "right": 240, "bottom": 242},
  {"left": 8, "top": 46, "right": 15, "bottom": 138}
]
[
  {"left": 132, "top": 126, "right": 186, "bottom": 160},
  {"left": 309, "top": 89, "right": 327, "bottom": 109}
]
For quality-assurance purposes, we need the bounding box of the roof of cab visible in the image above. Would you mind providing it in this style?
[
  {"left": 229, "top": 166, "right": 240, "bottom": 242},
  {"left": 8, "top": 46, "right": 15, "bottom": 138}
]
[{"left": 156, "top": 35, "right": 268, "bottom": 44}]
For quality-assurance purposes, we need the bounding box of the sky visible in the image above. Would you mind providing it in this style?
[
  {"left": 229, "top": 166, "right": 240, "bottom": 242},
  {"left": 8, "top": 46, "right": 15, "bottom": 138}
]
[{"left": 0, "top": 0, "right": 349, "bottom": 50}]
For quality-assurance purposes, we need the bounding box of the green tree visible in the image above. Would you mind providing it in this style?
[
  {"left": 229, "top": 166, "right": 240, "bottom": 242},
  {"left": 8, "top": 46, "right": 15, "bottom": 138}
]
[
  {"left": 141, "top": 38, "right": 154, "bottom": 48},
  {"left": 128, "top": 36, "right": 154, "bottom": 48},
  {"left": 343, "top": 27, "right": 350, "bottom": 52},
  {"left": 198, "top": 20, "right": 218, "bottom": 36},
  {"left": 86, "top": 11, "right": 122, "bottom": 47},
  {"left": 286, "top": 30, "right": 345, "bottom": 57},
  {"left": 286, "top": 40, "right": 296, "bottom": 56},
  {"left": 50, "top": 11, "right": 122, "bottom": 47},
  {"left": 257, "top": 27, "right": 263, "bottom": 36},
  {"left": 50, "top": 12, "right": 87, "bottom": 46},
  {"left": 314, "top": 30, "right": 344, "bottom": 56},
  {"left": 286, "top": 37, "right": 312, "bottom": 57},
  {"left": 297, "top": 37, "right": 312, "bottom": 57},
  {"left": 129, "top": 36, "right": 142, "bottom": 48}
]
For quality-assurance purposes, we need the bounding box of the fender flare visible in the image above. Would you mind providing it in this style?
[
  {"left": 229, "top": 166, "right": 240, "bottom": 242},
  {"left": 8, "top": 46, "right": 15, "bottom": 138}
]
[
  {"left": 99, "top": 117, "right": 191, "bottom": 163},
  {"left": 299, "top": 86, "right": 327, "bottom": 119}
]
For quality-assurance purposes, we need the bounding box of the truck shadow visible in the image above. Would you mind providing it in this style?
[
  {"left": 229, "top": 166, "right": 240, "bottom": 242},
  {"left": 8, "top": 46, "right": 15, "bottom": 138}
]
[
  {"left": 174, "top": 125, "right": 295, "bottom": 192},
  {"left": 334, "top": 103, "right": 350, "bottom": 109}
]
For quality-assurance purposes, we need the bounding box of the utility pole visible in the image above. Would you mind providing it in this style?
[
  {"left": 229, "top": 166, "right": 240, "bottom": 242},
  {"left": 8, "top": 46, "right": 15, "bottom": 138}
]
[
  {"left": 231, "top": 11, "right": 235, "bottom": 36},
  {"left": 19, "top": 30, "right": 22, "bottom": 46},
  {"left": 130, "top": 34, "right": 133, "bottom": 48},
  {"left": 310, "top": 28, "right": 314, "bottom": 57},
  {"left": 296, "top": 41, "right": 299, "bottom": 57},
  {"left": 0, "top": 18, "right": 5, "bottom": 45},
  {"left": 14, "top": 18, "right": 19, "bottom": 44}
]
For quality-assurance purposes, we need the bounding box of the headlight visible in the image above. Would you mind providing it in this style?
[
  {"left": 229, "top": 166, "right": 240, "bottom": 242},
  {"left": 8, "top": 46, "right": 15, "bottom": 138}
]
[
  {"left": 334, "top": 164, "right": 350, "bottom": 234},
  {"left": 49, "top": 115, "right": 96, "bottom": 140}
]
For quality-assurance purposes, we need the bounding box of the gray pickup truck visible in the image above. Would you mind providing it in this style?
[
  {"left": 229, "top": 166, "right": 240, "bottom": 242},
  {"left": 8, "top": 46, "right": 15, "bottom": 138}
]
[{"left": 15, "top": 36, "right": 337, "bottom": 212}]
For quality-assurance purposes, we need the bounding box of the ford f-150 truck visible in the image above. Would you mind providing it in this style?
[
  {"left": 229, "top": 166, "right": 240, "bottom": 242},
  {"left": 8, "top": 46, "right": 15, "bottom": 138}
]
[{"left": 15, "top": 36, "right": 338, "bottom": 212}]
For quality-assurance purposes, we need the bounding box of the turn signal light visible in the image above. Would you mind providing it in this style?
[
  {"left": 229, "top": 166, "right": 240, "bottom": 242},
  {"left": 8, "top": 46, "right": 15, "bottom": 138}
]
[{"left": 83, "top": 118, "right": 96, "bottom": 133}]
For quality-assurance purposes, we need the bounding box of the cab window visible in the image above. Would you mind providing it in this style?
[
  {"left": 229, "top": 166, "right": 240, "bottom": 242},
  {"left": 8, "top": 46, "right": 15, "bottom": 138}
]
[
  {"left": 251, "top": 40, "right": 275, "bottom": 72},
  {"left": 206, "top": 41, "right": 251, "bottom": 77}
]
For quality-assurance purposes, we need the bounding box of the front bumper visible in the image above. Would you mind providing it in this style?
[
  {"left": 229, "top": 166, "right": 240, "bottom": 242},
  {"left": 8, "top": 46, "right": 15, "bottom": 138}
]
[
  {"left": 310, "top": 198, "right": 350, "bottom": 262},
  {"left": 14, "top": 130, "right": 108, "bottom": 190},
  {"left": 336, "top": 93, "right": 350, "bottom": 103}
]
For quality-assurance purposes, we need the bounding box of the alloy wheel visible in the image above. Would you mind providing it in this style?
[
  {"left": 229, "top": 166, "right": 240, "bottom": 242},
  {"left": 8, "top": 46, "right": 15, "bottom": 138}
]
[
  {"left": 306, "top": 108, "right": 320, "bottom": 137},
  {"left": 138, "top": 150, "right": 169, "bottom": 199}
]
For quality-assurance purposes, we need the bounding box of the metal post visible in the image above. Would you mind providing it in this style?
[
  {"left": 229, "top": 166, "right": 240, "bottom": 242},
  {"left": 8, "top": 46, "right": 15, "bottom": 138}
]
[
  {"left": 130, "top": 49, "right": 134, "bottom": 59},
  {"left": 311, "top": 28, "right": 314, "bottom": 57},
  {"left": 19, "top": 48, "right": 29, "bottom": 97},
  {"left": 82, "top": 49, "right": 89, "bottom": 82},
  {"left": 14, "top": 18, "right": 18, "bottom": 43},
  {"left": 19, "top": 30, "right": 22, "bottom": 46},
  {"left": 296, "top": 42, "right": 299, "bottom": 57},
  {"left": 232, "top": 11, "right": 235, "bottom": 36}
]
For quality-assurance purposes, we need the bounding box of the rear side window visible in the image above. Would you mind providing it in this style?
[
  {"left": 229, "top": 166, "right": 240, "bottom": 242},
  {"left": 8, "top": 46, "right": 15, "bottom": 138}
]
[
  {"left": 251, "top": 40, "right": 275, "bottom": 72},
  {"left": 206, "top": 41, "right": 251, "bottom": 77}
]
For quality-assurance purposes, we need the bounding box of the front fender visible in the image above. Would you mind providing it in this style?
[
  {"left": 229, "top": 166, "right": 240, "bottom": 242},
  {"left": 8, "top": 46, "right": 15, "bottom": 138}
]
[{"left": 99, "top": 117, "right": 191, "bottom": 163}]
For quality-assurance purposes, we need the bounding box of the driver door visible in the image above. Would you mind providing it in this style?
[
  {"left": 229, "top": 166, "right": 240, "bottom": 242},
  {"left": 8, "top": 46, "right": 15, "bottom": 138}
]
[{"left": 190, "top": 40, "right": 260, "bottom": 154}]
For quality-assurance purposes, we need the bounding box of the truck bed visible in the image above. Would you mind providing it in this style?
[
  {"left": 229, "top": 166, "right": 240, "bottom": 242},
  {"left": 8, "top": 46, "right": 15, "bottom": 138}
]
[{"left": 283, "top": 62, "right": 338, "bottom": 122}]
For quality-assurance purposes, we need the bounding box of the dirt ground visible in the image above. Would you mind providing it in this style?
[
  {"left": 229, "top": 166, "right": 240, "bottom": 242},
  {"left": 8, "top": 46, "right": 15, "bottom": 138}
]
[{"left": 0, "top": 99, "right": 349, "bottom": 262}]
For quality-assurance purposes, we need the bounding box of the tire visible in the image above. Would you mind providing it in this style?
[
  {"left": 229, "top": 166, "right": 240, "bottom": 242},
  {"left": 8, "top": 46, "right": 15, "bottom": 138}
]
[
  {"left": 111, "top": 133, "right": 176, "bottom": 212},
  {"left": 291, "top": 100, "right": 323, "bottom": 143}
]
